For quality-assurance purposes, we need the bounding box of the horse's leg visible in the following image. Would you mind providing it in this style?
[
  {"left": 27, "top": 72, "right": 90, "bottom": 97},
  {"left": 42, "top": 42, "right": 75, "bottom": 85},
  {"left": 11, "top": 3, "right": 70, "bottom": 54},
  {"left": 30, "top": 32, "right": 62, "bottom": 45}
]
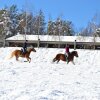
[
  {"left": 26, "top": 57, "right": 31, "bottom": 63},
  {"left": 57, "top": 60, "right": 60, "bottom": 63},
  {"left": 26, "top": 58, "right": 29, "bottom": 62},
  {"left": 72, "top": 61, "right": 75, "bottom": 65},
  {"left": 29, "top": 57, "right": 31, "bottom": 63},
  {"left": 16, "top": 56, "right": 19, "bottom": 61}
]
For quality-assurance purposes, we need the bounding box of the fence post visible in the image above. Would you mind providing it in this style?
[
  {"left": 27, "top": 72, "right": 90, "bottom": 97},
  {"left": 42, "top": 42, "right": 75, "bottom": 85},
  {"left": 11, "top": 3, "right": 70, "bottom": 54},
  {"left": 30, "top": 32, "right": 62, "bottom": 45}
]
[
  {"left": 37, "top": 38, "right": 40, "bottom": 48},
  {"left": 74, "top": 40, "right": 76, "bottom": 50}
]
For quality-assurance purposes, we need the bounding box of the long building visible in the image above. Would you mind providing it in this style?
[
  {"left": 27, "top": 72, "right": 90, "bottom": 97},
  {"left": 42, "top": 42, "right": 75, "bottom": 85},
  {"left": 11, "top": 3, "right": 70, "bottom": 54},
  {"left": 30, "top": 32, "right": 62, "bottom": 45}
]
[{"left": 6, "top": 34, "right": 100, "bottom": 49}]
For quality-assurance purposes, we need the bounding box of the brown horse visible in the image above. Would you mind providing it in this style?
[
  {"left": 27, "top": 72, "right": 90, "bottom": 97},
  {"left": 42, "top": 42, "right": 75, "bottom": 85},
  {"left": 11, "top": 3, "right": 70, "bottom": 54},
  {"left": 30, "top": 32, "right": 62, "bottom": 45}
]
[
  {"left": 53, "top": 51, "right": 78, "bottom": 64},
  {"left": 9, "top": 47, "right": 36, "bottom": 63}
]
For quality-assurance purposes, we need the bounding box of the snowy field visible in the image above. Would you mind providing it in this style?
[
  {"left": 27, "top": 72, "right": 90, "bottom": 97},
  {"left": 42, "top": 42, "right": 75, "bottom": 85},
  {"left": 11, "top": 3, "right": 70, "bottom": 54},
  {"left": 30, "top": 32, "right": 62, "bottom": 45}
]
[{"left": 0, "top": 47, "right": 100, "bottom": 100}]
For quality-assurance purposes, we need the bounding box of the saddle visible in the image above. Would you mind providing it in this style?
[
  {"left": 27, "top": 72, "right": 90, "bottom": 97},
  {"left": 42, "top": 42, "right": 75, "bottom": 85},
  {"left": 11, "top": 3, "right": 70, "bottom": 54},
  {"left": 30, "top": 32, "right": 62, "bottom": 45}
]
[{"left": 21, "top": 49, "right": 27, "bottom": 55}]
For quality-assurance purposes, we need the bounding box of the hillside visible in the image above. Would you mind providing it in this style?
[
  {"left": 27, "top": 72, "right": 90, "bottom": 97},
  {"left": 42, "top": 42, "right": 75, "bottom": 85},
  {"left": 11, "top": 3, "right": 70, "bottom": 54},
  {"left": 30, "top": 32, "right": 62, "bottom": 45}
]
[{"left": 0, "top": 47, "right": 100, "bottom": 100}]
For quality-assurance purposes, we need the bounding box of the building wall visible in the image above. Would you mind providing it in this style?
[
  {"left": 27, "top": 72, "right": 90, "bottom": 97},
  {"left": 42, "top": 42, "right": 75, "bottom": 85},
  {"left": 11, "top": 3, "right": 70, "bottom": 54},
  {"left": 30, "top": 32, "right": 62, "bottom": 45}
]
[
  {"left": 6, "top": 35, "right": 100, "bottom": 49},
  {"left": 7, "top": 40, "right": 97, "bottom": 49}
]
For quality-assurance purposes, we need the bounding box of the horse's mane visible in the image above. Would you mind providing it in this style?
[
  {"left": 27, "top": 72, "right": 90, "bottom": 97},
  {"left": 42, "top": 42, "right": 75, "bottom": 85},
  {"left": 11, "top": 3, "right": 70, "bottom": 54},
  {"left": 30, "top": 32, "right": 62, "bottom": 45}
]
[
  {"left": 70, "top": 51, "right": 77, "bottom": 54},
  {"left": 27, "top": 47, "right": 33, "bottom": 51}
]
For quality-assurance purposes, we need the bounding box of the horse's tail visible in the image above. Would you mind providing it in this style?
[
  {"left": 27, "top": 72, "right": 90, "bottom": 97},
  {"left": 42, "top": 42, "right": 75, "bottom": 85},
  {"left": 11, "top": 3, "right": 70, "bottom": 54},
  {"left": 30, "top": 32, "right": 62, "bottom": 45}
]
[
  {"left": 8, "top": 51, "right": 15, "bottom": 59},
  {"left": 53, "top": 54, "right": 59, "bottom": 62},
  {"left": 53, "top": 57, "right": 56, "bottom": 62},
  {"left": 4, "top": 51, "right": 15, "bottom": 60}
]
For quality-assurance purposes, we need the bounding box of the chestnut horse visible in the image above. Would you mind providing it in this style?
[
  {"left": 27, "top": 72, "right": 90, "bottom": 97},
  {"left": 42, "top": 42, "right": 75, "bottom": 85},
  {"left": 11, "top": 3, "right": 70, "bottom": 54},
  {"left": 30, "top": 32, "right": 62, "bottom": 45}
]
[
  {"left": 53, "top": 51, "right": 78, "bottom": 64},
  {"left": 9, "top": 47, "right": 36, "bottom": 63}
]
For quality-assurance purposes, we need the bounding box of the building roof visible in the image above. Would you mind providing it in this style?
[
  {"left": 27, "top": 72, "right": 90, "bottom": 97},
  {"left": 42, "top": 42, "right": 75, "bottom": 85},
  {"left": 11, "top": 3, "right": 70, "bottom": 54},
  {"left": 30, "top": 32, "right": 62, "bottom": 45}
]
[{"left": 6, "top": 34, "right": 100, "bottom": 43}]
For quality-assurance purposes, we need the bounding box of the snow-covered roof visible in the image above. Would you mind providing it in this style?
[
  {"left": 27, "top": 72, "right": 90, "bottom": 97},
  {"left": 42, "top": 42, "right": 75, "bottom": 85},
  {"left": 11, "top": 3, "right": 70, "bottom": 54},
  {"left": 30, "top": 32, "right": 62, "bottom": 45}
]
[{"left": 6, "top": 34, "right": 100, "bottom": 43}]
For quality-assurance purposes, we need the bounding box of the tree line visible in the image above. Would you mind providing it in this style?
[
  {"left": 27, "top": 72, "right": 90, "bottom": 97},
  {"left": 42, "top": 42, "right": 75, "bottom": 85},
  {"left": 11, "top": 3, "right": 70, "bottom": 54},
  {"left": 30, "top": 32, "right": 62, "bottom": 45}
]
[
  {"left": 0, "top": 5, "right": 75, "bottom": 38},
  {"left": 0, "top": 4, "right": 100, "bottom": 39}
]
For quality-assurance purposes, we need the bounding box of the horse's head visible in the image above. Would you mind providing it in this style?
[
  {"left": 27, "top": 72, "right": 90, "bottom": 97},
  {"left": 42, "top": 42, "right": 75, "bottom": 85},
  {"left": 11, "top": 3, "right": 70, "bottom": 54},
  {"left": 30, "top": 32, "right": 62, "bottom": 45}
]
[
  {"left": 74, "top": 51, "right": 78, "bottom": 57},
  {"left": 31, "top": 48, "right": 36, "bottom": 52}
]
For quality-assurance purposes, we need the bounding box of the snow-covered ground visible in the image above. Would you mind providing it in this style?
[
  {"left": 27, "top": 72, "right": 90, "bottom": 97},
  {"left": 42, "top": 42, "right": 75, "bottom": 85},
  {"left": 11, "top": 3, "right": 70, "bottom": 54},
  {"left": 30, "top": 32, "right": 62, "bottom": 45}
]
[{"left": 0, "top": 47, "right": 100, "bottom": 100}]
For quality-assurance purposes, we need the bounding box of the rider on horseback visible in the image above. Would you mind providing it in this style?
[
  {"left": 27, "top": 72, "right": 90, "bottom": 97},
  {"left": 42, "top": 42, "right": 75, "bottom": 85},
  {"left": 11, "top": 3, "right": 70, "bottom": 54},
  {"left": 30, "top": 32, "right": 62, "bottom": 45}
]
[
  {"left": 65, "top": 44, "right": 69, "bottom": 63},
  {"left": 21, "top": 40, "right": 28, "bottom": 54}
]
